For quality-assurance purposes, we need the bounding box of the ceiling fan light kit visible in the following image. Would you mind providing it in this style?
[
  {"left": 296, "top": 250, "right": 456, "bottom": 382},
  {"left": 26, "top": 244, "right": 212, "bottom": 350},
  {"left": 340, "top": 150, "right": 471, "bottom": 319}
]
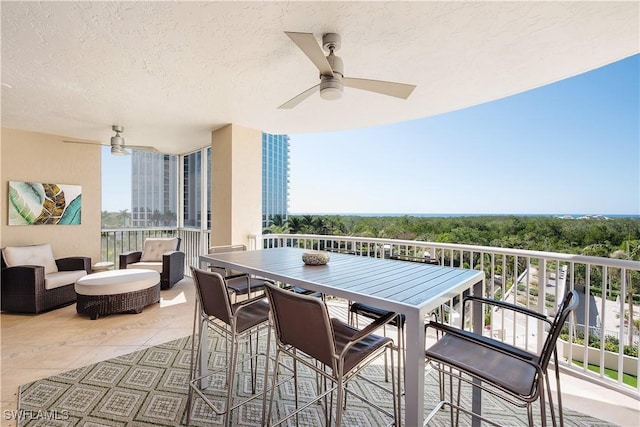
[
  {"left": 110, "top": 146, "right": 129, "bottom": 156},
  {"left": 280, "top": 31, "right": 416, "bottom": 109},
  {"left": 320, "top": 78, "right": 343, "bottom": 100}
]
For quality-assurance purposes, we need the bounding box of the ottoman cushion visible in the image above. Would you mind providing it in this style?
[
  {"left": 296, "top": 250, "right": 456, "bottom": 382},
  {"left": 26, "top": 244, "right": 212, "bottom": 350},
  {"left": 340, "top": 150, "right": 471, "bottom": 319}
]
[
  {"left": 75, "top": 269, "right": 160, "bottom": 320},
  {"left": 75, "top": 269, "right": 159, "bottom": 295}
]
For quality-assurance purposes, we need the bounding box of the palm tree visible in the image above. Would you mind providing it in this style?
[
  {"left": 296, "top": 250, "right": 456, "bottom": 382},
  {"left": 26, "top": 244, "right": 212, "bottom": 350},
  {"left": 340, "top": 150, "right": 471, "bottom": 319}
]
[
  {"left": 302, "top": 215, "right": 315, "bottom": 233},
  {"left": 151, "top": 209, "right": 162, "bottom": 226},
  {"left": 264, "top": 223, "right": 291, "bottom": 234},
  {"left": 101, "top": 210, "right": 110, "bottom": 227},
  {"left": 263, "top": 214, "right": 290, "bottom": 235},
  {"left": 313, "top": 217, "right": 329, "bottom": 235},
  {"left": 288, "top": 217, "right": 302, "bottom": 234},
  {"left": 270, "top": 214, "right": 286, "bottom": 227},
  {"left": 162, "top": 210, "right": 176, "bottom": 226},
  {"left": 118, "top": 209, "right": 130, "bottom": 227}
]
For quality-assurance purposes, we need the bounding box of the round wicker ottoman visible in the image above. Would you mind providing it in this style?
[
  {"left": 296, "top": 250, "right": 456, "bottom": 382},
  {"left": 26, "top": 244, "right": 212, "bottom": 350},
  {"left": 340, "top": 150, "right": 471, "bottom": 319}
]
[{"left": 75, "top": 269, "right": 160, "bottom": 320}]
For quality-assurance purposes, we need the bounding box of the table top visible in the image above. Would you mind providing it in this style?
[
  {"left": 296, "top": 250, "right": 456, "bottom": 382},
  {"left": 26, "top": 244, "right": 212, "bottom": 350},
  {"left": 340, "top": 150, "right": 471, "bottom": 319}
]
[{"left": 200, "top": 247, "right": 483, "bottom": 315}]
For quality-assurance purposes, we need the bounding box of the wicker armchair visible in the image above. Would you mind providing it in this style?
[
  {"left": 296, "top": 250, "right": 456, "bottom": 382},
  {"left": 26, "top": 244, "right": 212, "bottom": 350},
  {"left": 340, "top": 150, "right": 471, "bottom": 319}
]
[
  {"left": 119, "top": 237, "right": 185, "bottom": 290},
  {"left": 1, "top": 244, "right": 91, "bottom": 314}
]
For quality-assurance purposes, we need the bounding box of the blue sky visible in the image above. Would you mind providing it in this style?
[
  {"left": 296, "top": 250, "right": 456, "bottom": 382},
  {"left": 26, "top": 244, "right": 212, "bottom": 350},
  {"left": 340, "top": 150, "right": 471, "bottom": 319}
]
[
  {"left": 101, "top": 147, "right": 132, "bottom": 212},
  {"left": 289, "top": 54, "right": 639, "bottom": 215},
  {"left": 103, "top": 54, "right": 639, "bottom": 215}
]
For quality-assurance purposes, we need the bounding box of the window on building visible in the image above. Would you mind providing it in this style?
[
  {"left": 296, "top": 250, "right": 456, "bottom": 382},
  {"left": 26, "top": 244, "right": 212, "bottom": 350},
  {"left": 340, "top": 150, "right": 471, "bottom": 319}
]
[
  {"left": 183, "top": 147, "right": 211, "bottom": 229},
  {"left": 131, "top": 151, "right": 178, "bottom": 227}
]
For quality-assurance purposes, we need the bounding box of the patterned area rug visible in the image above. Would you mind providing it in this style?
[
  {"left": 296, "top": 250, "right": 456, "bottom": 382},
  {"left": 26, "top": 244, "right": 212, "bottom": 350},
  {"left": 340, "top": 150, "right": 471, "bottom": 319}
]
[{"left": 18, "top": 334, "right": 617, "bottom": 427}]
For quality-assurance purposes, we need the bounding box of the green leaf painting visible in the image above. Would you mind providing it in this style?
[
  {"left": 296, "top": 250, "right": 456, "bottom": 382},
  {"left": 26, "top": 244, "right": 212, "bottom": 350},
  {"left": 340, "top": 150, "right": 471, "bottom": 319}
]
[
  {"left": 58, "top": 195, "right": 82, "bottom": 224},
  {"left": 8, "top": 181, "right": 82, "bottom": 225}
]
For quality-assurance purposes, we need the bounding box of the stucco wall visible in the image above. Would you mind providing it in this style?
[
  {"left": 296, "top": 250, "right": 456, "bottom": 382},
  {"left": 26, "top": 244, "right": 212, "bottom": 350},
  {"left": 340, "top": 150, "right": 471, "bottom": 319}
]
[
  {"left": 210, "top": 124, "right": 262, "bottom": 247},
  {"left": 1, "top": 128, "right": 102, "bottom": 264}
]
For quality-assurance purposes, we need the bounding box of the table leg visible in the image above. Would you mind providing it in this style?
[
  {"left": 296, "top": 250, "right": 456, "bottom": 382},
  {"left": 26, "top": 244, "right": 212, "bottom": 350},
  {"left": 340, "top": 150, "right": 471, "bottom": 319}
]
[
  {"left": 403, "top": 310, "right": 425, "bottom": 427},
  {"left": 199, "top": 317, "right": 208, "bottom": 389},
  {"left": 197, "top": 257, "right": 209, "bottom": 388},
  {"left": 472, "top": 280, "right": 484, "bottom": 427}
]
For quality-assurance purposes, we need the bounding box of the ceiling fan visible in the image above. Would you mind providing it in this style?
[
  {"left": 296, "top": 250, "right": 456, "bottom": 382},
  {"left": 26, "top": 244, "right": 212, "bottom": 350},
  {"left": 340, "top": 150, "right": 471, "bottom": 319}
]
[
  {"left": 63, "top": 125, "right": 158, "bottom": 156},
  {"left": 279, "top": 32, "right": 416, "bottom": 109}
]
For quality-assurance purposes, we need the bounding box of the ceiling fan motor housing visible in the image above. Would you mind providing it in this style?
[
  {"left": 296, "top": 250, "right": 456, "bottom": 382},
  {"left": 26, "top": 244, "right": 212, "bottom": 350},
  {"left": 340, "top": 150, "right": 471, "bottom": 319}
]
[
  {"left": 320, "top": 47, "right": 344, "bottom": 100},
  {"left": 111, "top": 135, "right": 125, "bottom": 147}
]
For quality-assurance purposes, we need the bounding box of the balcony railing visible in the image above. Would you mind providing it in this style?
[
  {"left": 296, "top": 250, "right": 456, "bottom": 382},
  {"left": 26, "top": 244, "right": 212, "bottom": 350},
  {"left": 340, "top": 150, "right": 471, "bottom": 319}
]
[
  {"left": 100, "top": 228, "right": 210, "bottom": 270},
  {"left": 255, "top": 233, "right": 640, "bottom": 397},
  {"left": 99, "top": 229, "right": 640, "bottom": 397}
]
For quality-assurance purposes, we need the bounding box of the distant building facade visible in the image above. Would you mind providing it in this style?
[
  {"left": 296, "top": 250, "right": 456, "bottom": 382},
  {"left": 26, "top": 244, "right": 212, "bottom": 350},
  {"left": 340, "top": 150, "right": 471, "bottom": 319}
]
[
  {"left": 130, "top": 133, "right": 289, "bottom": 229},
  {"left": 182, "top": 149, "right": 210, "bottom": 228},
  {"left": 262, "top": 133, "right": 290, "bottom": 228},
  {"left": 131, "top": 151, "right": 178, "bottom": 227}
]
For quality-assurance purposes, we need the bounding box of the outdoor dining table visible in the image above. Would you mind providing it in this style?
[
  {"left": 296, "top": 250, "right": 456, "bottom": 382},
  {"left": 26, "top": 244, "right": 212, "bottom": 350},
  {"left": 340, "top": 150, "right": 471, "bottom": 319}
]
[{"left": 198, "top": 247, "right": 484, "bottom": 427}]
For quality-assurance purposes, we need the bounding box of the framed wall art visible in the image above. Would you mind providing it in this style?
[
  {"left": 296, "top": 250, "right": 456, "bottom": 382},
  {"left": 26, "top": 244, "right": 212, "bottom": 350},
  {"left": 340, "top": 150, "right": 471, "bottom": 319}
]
[{"left": 8, "top": 181, "right": 82, "bottom": 225}]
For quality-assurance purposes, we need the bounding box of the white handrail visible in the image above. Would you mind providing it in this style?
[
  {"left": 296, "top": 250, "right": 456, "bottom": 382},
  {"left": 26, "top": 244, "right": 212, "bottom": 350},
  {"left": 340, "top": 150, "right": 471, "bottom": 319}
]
[{"left": 101, "top": 229, "right": 640, "bottom": 397}]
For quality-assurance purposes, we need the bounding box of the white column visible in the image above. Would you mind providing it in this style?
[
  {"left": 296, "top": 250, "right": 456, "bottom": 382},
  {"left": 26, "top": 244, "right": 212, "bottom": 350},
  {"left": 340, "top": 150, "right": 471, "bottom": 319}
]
[{"left": 210, "top": 124, "right": 262, "bottom": 247}]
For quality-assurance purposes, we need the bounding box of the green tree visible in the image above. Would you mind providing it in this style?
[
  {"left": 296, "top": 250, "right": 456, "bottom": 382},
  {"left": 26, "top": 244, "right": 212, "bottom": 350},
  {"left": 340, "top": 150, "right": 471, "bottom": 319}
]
[
  {"left": 152, "top": 209, "right": 162, "bottom": 226},
  {"left": 118, "top": 209, "right": 130, "bottom": 227},
  {"left": 288, "top": 217, "right": 302, "bottom": 233},
  {"left": 264, "top": 214, "right": 290, "bottom": 234},
  {"left": 301, "top": 215, "right": 315, "bottom": 233},
  {"left": 270, "top": 214, "right": 287, "bottom": 227},
  {"left": 162, "top": 210, "right": 176, "bottom": 226}
]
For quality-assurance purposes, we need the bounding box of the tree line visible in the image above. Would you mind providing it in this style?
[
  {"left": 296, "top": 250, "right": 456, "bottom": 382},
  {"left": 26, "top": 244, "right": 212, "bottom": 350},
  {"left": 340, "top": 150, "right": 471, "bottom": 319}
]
[
  {"left": 101, "top": 209, "right": 176, "bottom": 228},
  {"left": 266, "top": 214, "right": 640, "bottom": 259},
  {"left": 266, "top": 214, "right": 640, "bottom": 342}
]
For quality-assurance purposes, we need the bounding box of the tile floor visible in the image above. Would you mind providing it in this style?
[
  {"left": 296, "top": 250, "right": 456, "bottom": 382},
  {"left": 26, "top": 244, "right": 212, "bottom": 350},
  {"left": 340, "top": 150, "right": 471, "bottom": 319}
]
[{"left": 1, "top": 277, "right": 638, "bottom": 426}]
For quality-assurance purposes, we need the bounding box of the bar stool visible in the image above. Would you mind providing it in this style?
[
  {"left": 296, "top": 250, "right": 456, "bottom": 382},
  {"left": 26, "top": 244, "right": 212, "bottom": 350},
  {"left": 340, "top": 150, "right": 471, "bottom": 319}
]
[
  {"left": 186, "top": 267, "right": 270, "bottom": 427},
  {"left": 263, "top": 283, "right": 400, "bottom": 427},
  {"left": 349, "top": 302, "right": 405, "bottom": 426},
  {"left": 208, "top": 244, "right": 274, "bottom": 302}
]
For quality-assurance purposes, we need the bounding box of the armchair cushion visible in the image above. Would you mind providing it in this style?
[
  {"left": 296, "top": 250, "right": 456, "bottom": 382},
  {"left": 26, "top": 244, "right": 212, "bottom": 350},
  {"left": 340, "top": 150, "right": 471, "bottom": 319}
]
[
  {"left": 127, "top": 262, "right": 163, "bottom": 273},
  {"left": 119, "top": 238, "right": 184, "bottom": 290},
  {"left": 45, "top": 270, "right": 87, "bottom": 290},
  {"left": 1, "top": 246, "right": 91, "bottom": 313},
  {"left": 3, "top": 244, "right": 58, "bottom": 274},
  {"left": 140, "top": 238, "right": 180, "bottom": 262}
]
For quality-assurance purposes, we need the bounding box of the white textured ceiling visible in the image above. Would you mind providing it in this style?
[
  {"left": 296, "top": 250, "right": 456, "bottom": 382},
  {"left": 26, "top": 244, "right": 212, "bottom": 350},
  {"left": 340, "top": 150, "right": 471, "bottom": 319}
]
[{"left": 1, "top": 1, "right": 638, "bottom": 154}]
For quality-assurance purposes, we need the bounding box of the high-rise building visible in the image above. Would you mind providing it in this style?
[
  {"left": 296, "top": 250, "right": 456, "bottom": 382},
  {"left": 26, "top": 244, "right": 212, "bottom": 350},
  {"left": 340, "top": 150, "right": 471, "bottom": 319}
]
[
  {"left": 131, "top": 133, "right": 289, "bottom": 229},
  {"left": 131, "top": 151, "right": 178, "bottom": 227},
  {"left": 182, "top": 149, "right": 210, "bottom": 228},
  {"left": 262, "top": 133, "right": 290, "bottom": 228}
]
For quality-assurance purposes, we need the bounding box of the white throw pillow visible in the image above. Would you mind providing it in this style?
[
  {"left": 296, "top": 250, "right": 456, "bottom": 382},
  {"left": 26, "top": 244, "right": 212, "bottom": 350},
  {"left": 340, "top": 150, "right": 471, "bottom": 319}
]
[
  {"left": 2, "top": 243, "right": 59, "bottom": 274},
  {"left": 140, "top": 238, "right": 179, "bottom": 262}
]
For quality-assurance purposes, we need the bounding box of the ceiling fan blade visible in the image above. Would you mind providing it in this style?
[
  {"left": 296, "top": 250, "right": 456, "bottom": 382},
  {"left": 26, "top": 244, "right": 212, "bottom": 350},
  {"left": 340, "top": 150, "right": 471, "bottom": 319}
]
[
  {"left": 126, "top": 145, "right": 159, "bottom": 152},
  {"left": 62, "top": 139, "right": 103, "bottom": 146},
  {"left": 343, "top": 77, "right": 416, "bottom": 99},
  {"left": 285, "top": 32, "right": 334, "bottom": 77},
  {"left": 278, "top": 84, "right": 320, "bottom": 109}
]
